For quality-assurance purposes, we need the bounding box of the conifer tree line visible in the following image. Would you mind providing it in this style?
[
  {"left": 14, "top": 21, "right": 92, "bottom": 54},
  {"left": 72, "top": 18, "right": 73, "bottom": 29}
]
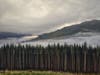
[{"left": 0, "top": 43, "right": 100, "bottom": 73}]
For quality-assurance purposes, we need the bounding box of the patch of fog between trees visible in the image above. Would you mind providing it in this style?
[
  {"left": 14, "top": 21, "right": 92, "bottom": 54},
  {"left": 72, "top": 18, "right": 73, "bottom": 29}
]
[
  {"left": 21, "top": 36, "right": 100, "bottom": 47},
  {"left": 0, "top": 33, "right": 100, "bottom": 47},
  {"left": 21, "top": 32, "right": 100, "bottom": 47}
]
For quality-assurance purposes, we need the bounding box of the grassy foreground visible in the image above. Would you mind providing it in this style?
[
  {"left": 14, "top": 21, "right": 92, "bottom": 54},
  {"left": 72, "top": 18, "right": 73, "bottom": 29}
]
[{"left": 0, "top": 71, "right": 99, "bottom": 75}]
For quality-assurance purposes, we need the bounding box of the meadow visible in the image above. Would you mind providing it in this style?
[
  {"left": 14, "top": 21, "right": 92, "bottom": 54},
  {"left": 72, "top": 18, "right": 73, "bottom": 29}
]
[{"left": 0, "top": 71, "right": 99, "bottom": 75}]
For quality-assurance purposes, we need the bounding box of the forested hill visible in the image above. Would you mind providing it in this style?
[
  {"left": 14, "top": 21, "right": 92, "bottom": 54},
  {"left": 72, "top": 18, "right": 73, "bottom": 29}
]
[
  {"left": 35, "top": 20, "right": 100, "bottom": 40},
  {"left": 0, "top": 32, "right": 29, "bottom": 39}
]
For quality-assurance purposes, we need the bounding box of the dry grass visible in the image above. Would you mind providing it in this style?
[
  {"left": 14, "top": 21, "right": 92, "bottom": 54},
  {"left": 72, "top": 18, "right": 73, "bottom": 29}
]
[{"left": 0, "top": 71, "right": 99, "bottom": 75}]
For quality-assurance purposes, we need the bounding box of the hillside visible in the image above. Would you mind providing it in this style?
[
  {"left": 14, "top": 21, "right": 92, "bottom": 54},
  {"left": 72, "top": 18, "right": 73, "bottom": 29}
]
[
  {"left": 34, "top": 20, "right": 100, "bottom": 40},
  {"left": 0, "top": 32, "right": 29, "bottom": 39}
]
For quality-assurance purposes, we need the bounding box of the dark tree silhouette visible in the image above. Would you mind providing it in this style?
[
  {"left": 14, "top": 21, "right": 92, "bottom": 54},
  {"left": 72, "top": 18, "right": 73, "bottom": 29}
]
[{"left": 0, "top": 43, "right": 100, "bottom": 73}]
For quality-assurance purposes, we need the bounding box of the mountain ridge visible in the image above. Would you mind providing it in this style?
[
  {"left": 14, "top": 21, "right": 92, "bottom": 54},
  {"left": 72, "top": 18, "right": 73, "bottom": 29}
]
[
  {"left": 33, "top": 20, "right": 100, "bottom": 40},
  {"left": 0, "top": 32, "right": 30, "bottom": 39}
]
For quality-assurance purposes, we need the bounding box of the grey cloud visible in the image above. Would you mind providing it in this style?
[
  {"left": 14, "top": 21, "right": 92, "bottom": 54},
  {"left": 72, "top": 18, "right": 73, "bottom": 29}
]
[{"left": 0, "top": 0, "right": 100, "bottom": 35}]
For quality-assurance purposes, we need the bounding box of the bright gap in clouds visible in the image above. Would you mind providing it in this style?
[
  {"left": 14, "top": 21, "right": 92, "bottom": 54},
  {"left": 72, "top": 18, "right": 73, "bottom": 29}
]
[{"left": 57, "top": 22, "right": 81, "bottom": 30}]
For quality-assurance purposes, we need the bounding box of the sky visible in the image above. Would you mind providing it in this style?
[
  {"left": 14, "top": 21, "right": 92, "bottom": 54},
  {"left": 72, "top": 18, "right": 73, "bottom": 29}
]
[{"left": 0, "top": 0, "right": 100, "bottom": 35}]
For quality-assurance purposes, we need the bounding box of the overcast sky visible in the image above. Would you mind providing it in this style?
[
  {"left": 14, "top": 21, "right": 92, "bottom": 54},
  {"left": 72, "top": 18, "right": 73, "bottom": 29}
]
[{"left": 0, "top": 0, "right": 100, "bottom": 35}]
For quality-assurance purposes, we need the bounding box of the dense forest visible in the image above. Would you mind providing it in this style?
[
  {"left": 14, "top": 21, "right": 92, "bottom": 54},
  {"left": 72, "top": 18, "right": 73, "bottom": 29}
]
[{"left": 0, "top": 43, "right": 100, "bottom": 73}]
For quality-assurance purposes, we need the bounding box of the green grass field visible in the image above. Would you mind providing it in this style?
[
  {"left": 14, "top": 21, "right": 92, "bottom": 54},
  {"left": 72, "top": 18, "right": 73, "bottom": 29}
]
[{"left": 0, "top": 71, "right": 99, "bottom": 75}]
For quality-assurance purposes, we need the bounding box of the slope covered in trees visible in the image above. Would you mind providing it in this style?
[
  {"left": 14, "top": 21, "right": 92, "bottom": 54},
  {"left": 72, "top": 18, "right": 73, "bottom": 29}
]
[
  {"left": 0, "top": 32, "right": 29, "bottom": 39},
  {"left": 34, "top": 20, "right": 100, "bottom": 40},
  {"left": 0, "top": 43, "right": 100, "bottom": 73}
]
